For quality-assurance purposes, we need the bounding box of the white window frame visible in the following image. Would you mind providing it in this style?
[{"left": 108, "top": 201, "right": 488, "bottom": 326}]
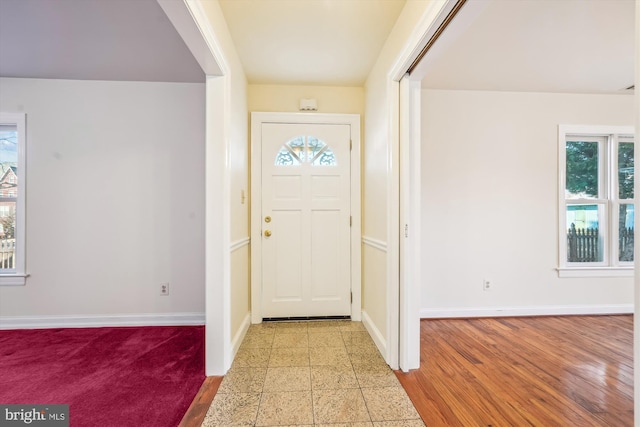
[
  {"left": 558, "top": 125, "right": 635, "bottom": 278},
  {"left": 0, "top": 113, "right": 27, "bottom": 285}
]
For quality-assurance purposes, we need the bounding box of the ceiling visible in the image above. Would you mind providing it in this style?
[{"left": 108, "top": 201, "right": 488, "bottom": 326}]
[
  {"left": 0, "top": 0, "right": 406, "bottom": 87},
  {"left": 0, "top": 0, "right": 204, "bottom": 83},
  {"left": 414, "top": 0, "right": 635, "bottom": 94},
  {"left": 218, "top": 0, "right": 406, "bottom": 86},
  {"left": 0, "top": 0, "right": 634, "bottom": 94}
]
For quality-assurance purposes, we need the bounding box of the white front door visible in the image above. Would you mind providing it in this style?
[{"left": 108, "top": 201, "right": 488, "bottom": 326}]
[{"left": 260, "top": 123, "right": 351, "bottom": 318}]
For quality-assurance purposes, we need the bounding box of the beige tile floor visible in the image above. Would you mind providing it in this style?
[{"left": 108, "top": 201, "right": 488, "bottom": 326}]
[{"left": 202, "top": 320, "right": 425, "bottom": 427}]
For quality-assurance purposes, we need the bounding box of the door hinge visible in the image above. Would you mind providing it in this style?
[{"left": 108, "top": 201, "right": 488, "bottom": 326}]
[
  {"left": 350, "top": 216, "right": 352, "bottom": 227},
  {"left": 404, "top": 224, "right": 409, "bottom": 238},
  {"left": 350, "top": 140, "right": 352, "bottom": 151},
  {"left": 351, "top": 292, "right": 353, "bottom": 303}
]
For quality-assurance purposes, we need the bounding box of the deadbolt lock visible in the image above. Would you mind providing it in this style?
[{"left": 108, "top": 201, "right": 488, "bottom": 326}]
[{"left": 265, "top": 216, "right": 272, "bottom": 223}]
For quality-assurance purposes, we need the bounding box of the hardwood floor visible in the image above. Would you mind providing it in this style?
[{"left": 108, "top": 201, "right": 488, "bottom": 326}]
[
  {"left": 178, "top": 376, "right": 222, "bottom": 427},
  {"left": 179, "top": 316, "right": 632, "bottom": 426},
  {"left": 395, "top": 316, "right": 633, "bottom": 427}
]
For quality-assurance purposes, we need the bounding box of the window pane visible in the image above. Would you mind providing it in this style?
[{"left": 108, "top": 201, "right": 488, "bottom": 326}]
[
  {"left": 566, "top": 205, "right": 602, "bottom": 262},
  {"left": 307, "top": 136, "right": 337, "bottom": 166},
  {"left": 0, "top": 126, "right": 17, "bottom": 271},
  {"left": 619, "top": 203, "right": 634, "bottom": 262},
  {"left": 566, "top": 140, "right": 598, "bottom": 199},
  {"left": 275, "top": 146, "right": 301, "bottom": 166},
  {"left": 275, "top": 136, "right": 337, "bottom": 166},
  {"left": 0, "top": 124, "right": 17, "bottom": 164},
  {"left": 287, "top": 137, "right": 305, "bottom": 161},
  {"left": 275, "top": 136, "right": 304, "bottom": 166},
  {"left": 307, "top": 136, "right": 326, "bottom": 160},
  {"left": 311, "top": 148, "right": 337, "bottom": 166},
  {"left": 619, "top": 141, "right": 634, "bottom": 199},
  {"left": 0, "top": 199, "right": 16, "bottom": 269}
]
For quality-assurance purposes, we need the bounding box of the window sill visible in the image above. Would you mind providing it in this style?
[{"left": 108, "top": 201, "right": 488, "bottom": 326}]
[
  {"left": 0, "top": 274, "right": 28, "bottom": 286},
  {"left": 557, "top": 267, "right": 633, "bottom": 278}
]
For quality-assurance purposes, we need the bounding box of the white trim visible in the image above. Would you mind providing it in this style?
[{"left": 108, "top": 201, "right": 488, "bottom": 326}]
[
  {"left": 390, "top": 0, "right": 460, "bottom": 81},
  {"left": 172, "top": 1, "right": 232, "bottom": 377},
  {"left": 231, "top": 313, "right": 251, "bottom": 358},
  {"left": 560, "top": 125, "right": 635, "bottom": 136},
  {"left": 635, "top": 7, "right": 640, "bottom": 424},
  {"left": 0, "top": 274, "right": 28, "bottom": 286},
  {"left": 250, "top": 114, "right": 262, "bottom": 324},
  {"left": 0, "top": 312, "right": 205, "bottom": 330},
  {"left": 0, "top": 113, "right": 26, "bottom": 286},
  {"left": 250, "top": 112, "right": 362, "bottom": 324},
  {"left": 420, "top": 305, "right": 633, "bottom": 319},
  {"left": 385, "top": 0, "right": 460, "bottom": 372},
  {"left": 558, "top": 124, "right": 636, "bottom": 272},
  {"left": 362, "top": 310, "right": 387, "bottom": 359},
  {"left": 557, "top": 267, "right": 633, "bottom": 278},
  {"left": 398, "top": 76, "right": 422, "bottom": 372},
  {"left": 230, "top": 237, "right": 250, "bottom": 253},
  {"left": 386, "top": 79, "right": 400, "bottom": 370},
  {"left": 204, "top": 76, "right": 232, "bottom": 376},
  {"left": 362, "top": 236, "right": 387, "bottom": 252},
  {"left": 156, "top": 0, "right": 223, "bottom": 76},
  {"left": 184, "top": 0, "right": 230, "bottom": 76}
]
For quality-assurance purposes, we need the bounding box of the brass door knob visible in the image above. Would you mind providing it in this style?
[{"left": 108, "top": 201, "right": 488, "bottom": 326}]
[
  {"left": 264, "top": 230, "right": 272, "bottom": 237},
  {"left": 265, "top": 216, "right": 272, "bottom": 223}
]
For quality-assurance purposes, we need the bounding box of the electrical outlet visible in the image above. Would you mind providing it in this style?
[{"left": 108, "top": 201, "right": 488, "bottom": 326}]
[
  {"left": 483, "top": 279, "right": 491, "bottom": 291},
  {"left": 160, "top": 282, "right": 170, "bottom": 296}
]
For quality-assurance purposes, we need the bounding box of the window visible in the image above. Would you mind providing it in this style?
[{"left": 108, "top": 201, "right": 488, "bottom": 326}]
[
  {"left": 275, "top": 136, "right": 337, "bottom": 166},
  {"left": 0, "top": 113, "right": 26, "bottom": 285},
  {"left": 558, "top": 125, "right": 635, "bottom": 277}
]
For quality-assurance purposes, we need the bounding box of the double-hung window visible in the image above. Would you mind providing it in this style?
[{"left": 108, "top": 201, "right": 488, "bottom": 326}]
[
  {"left": 0, "top": 113, "right": 26, "bottom": 285},
  {"left": 558, "top": 125, "right": 635, "bottom": 277}
]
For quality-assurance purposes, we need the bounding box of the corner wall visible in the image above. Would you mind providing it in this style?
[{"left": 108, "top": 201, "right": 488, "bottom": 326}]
[
  {"left": 0, "top": 77, "right": 206, "bottom": 324},
  {"left": 191, "top": 0, "right": 250, "bottom": 374},
  {"left": 362, "top": 0, "right": 432, "bottom": 364},
  {"left": 421, "top": 89, "right": 635, "bottom": 317}
]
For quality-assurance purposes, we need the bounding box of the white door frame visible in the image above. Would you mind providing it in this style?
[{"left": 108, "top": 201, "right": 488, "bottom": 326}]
[
  {"left": 388, "top": 0, "right": 461, "bottom": 371},
  {"left": 634, "top": 4, "right": 640, "bottom": 424},
  {"left": 158, "top": 0, "right": 233, "bottom": 376},
  {"left": 399, "top": 75, "right": 423, "bottom": 371},
  {"left": 251, "top": 112, "right": 361, "bottom": 323}
]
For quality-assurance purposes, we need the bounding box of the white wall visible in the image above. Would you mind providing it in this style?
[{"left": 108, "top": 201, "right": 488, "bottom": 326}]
[
  {"left": 421, "top": 89, "right": 635, "bottom": 317},
  {"left": 0, "top": 77, "right": 205, "bottom": 322},
  {"left": 362, "top": 0, "right": 432, "bottom": 362}
]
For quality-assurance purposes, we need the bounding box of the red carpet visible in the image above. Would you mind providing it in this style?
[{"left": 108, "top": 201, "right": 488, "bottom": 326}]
[{"left": 0, "top": 326, "right": 205, "bottom": 427}]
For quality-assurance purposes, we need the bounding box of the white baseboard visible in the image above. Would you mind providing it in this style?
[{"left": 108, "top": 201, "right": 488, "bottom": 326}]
[
  {"left": 420, "top": 304, "right": 634, "bottom": 319},
  {"left": 361, "top": 310, "right": 387, "bottom": 358},
  {"left": 0, "top": 312, "right": 206, "bottom": 330},
  {"left": 231, "top": 312, "right": 251, "bottom": 358}
]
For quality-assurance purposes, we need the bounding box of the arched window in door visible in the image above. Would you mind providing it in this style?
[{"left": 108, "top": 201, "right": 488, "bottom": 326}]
[{"left": 275, "top": 136, "right": 337, "bottom": 166}]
